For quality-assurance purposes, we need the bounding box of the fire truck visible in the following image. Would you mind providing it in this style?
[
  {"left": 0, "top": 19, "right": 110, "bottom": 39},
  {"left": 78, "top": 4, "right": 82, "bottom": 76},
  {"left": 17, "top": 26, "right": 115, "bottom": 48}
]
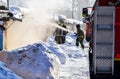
[{"left": 82, "top": 0, "right": 120, "bottom": 79}]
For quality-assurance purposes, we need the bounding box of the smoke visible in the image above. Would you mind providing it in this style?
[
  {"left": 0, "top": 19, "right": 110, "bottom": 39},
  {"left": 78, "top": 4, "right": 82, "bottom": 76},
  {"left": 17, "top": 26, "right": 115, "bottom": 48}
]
[{"left": 6, "top": 0, "right": 65, "bottom": 50}]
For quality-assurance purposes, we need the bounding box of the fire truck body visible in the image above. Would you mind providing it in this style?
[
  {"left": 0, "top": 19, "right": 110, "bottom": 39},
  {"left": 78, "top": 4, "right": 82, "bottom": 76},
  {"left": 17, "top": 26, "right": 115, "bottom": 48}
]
[{"left": 83, "top": 0, "right": 120, "bottom": 78}]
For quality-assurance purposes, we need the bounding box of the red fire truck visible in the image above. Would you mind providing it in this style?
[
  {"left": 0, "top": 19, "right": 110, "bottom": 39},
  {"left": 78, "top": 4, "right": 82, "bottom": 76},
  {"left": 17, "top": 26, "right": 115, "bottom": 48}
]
[{"left": 83, "top": 0, "right": 120, "bottom": 79}]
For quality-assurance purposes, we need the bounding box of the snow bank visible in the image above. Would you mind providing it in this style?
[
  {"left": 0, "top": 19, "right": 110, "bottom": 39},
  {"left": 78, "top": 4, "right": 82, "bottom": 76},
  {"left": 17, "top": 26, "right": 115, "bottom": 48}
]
[
  {"left": 0, "top": 61, "right": 23, "bottom": 79},
  {"left": 44, "top": 42, "right": 68, "bottom": 64},
  {"left": 0, "top": 43, "right": 60, "bottom": 79},
  {"left": 46, "top": 32, "right": 89, "bottom": 79},
  {"left": 46, "top": 36, "right": 68, "bottom": 64},
  {"left": 46, "top": 33, "right": 86, "bottom": 64}
]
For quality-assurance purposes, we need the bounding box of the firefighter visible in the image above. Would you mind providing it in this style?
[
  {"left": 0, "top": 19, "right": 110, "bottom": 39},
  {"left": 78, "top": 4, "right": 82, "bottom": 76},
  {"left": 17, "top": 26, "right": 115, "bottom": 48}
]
[
  {"left": 54, "top": 19, "right": 67, "bottom": 44},
  {"left": 76, "top": 24, "right": 85, "bottom": 49}
]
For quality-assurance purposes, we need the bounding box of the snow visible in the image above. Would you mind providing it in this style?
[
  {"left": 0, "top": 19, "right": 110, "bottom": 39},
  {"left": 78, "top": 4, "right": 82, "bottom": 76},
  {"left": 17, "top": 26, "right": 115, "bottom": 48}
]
[
  {"left": 66, "top": 19, "right": 84, "bottom": 25},
  {"left": 47, "top": 33, "right": 90, "bottom": 79},
  {"left": 0, "top": 61, "right": 23, "bottom": 79},
  {"left": 9, "top": 6, "right": 29, "bottom": 21},
  {"left": 0, "top": 32, "right": 90, "bottom": 79},
  {"left": 54, "top": 14, "right": 84, "bottom": 26},
  {"left": 44, "top": 42, "right": 68, "bottom": 64},
  {"left": 0, "top": 43, "right": 60, "bottom": 79}
]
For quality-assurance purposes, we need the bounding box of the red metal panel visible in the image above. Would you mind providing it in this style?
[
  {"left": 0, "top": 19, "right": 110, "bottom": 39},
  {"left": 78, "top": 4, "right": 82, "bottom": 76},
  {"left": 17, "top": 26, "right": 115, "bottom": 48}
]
[
  {"left": 86, "top": 23, "right": 92, "bottom": 37},
  {"left": 115, "top": 6, "right": 120, "bottom": 60},
  {"left": 86, "top": 23, "right": 92, "bottom": 42},
  {"left": 99, "top": 0, "right": 117, "bottom": 6}
]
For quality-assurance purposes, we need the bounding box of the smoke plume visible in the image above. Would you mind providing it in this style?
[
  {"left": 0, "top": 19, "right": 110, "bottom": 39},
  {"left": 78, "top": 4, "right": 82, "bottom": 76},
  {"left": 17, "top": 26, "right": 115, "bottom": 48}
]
[{"left": 6, "top": 0, "right": 64, "bottom": 50}]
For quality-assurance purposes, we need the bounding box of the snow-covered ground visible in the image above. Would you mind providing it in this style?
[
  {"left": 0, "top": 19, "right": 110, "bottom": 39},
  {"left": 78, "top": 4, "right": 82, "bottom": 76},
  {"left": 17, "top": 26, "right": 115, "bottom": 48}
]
[
  {"left": 47, "top": 33, "right": 90, "bottom": 79},
  {"left": 0, "top": 61, "right": 23, "bottom": 79},
  {"left": 0, "top": 32, "right": 90, "bottom": 79}
]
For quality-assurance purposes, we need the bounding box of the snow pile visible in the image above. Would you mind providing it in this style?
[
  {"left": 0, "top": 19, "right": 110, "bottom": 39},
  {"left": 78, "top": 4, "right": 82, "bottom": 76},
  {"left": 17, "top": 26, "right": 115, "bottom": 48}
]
[
  {"left": 0, "top": 61, "right": 23, "bottom": 79},
  {"left": 44, "top": 42, "right": 68, "bottom": 64},
  {"left": 0, "top": 32, "right": 89, "bottom": 79},
  {"left": 0, "top": 43, "right": 60, "bottom": 79}
]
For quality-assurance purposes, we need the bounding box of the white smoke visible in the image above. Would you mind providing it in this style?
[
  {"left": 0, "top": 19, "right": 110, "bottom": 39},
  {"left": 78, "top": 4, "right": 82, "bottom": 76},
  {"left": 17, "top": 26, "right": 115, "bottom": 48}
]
[
  {"left": 6, "top": 0, "right": 95, "bottom": 50},
  {"left": 6, "top": 0, "right": 65, "bottom": 50}
]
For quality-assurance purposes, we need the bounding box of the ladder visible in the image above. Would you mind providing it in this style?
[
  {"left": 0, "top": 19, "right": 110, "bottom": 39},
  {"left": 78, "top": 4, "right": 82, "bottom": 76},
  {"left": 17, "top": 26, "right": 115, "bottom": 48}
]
[{"left": 93, "top": 6, "right": 115, "bottom": 75}]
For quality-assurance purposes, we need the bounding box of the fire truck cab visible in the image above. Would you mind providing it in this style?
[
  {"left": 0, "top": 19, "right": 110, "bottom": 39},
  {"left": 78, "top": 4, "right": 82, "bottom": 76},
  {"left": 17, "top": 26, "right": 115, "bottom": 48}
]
[{"left": 83, "top": 0, "right": 120, "bottom": 78}]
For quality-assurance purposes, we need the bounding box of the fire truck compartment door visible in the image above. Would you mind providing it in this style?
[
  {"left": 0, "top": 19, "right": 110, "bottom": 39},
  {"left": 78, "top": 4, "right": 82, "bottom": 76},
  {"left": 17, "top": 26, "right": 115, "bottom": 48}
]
[{"left": 93, "top": 6, "right": 115, "bottom": 75}]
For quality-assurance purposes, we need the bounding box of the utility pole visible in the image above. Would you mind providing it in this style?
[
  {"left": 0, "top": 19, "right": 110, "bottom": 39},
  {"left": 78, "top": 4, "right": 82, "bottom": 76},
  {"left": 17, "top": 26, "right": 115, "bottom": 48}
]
[
  {"left": 7, "top": 0, "right": 9, "bottom": 9},
  {"left": 72, "top": 0, "right": 75, "bottom": 31},
  {"left": 72, "top": 0, "right": 74, "bottom": 19}
]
